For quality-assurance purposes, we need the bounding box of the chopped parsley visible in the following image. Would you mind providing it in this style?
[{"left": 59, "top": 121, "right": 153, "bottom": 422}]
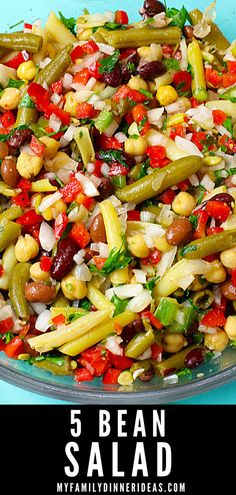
[
  {"left": 223, "top": 117, "right": 233, "bottom": 136},
  {"left": 58, "top": 11, "right": 76, "bottom": 34},
  {"left": 7, "top": 78, "right": 25, "bottom": 89},
  {"left": 137, "top": 159, "right": 149, "bottom": 179},
  {"left": 98, "top": 50, "right": 120, "bottom": 74},
  {"left": 163, "top": 58, "right": 181, "bottom": 71},
  {"left": 9, "top": 19, "right": 24, "bottom": 29},
  {"left": 68, "top": 312, "right": 87, "bottom": 323},
  {"left": 179, "top": 244, "right": 197, "bottom": 257},
  {"left": 0, "top": 124, "right": 28, "bottom": 142},
  {"left": 166, "top": 6, "right": 190, "bottom": 29},
  {"left": 104, "top": 21, "right": 125, "bottom": 30},
  {"left": 80, "top": 298, "right": 92, "bottom": 311},
  {"left": 176, "top": 367, "right": 192, "bottom": 378},
  {"left": 97, "top": 149, "right": 129, "bottom": 167},
  {"left": 19, "top": 93, "right": 35, "bottom": 109},
  {"left": 189, "top": 214, "right": 198, "bottom": 231},
  {"left": 90, "top": 246, "right": 132, "bottom": 276},
  {"left": 139, "top": 88, "right": 153, "bottom": 100},
  {"left": 145, "top": 276, "right": 160, "bottom": 292},
  {"left": 111, "top": 294, "right": 129, "bottom": 316},
  {"left": 197, "top": 184, "right": 206, "bottom": 205}
]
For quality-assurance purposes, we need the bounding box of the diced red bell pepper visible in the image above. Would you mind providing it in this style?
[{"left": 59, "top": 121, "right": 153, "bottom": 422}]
[
  {"left": 12, "top": 192, "right": 30, "bottom": 208},
  {"left": 151, "top": 343, "right": 163, "bottom": 360},
  {"left": 177, "top": 179, "right": 190, "bottom": 191},
  {"left": 93, "top": 256, "right": 106, "bottom": 270},
  {"left": 192, "top": 210, "right": 209, "bottom": 240},
  {"left": 0, "top": 110, "right": 15, "bottom": 129},
  {"left": 212, "top": 109, "right": 227, "bottom": 126},
  {"left": 0, "top": 317, "right": 14, "bottom": 333},
  {"left": 4, "top": 336, "right": 24, "bottom": 359},
  {"left": 69, "top": 222, "right": 90, "bottom": 248},
  {"left": 232, "top": 269, "right": 236, "bottom": 288},
  {"left": 191, "top": 131, "right": 207, "bottom": 151},
  {"left": 173, "top": 70, "right": 192, "bottom": 92},
  {"left": 82, "top": 40, "right": 99, "bottom": 55},
  {"left": 98, "top": 134, "right": 123, "bottom": 151},
  {"left": 169, "top": 123, "right": 186, "bottom": 140},
  {"left": 201, "top": 308, "right": 226, "bottom": 328},
  {"left": 50, "top": 80, "right": 63, "bottom": 95},
  {"left": 205, "top": 200, "right": 231, "bottom": 222},
  {"left": 93, "top": 159, "right": 103, "bottom": 177},
  {"left": 205, "top": 68, "right": 222, "bottom": 88},
  {"left": 102, "top": 368, "right": 121, "bottom": 384},
  {"left": 27, "top": 82, "right": 50, "bottom": 112},
  {"left": 0, "top": 264, "right": 3, "bottom": 277},
  {"left": 54, "top": 212, "right": 68, "bottom": 240},
  {"left": 222, "top": 72, "right": 236, "bottom": 88},
  {"left": 17, "top": 178, "right": 32, "bottom": 191},
  {"left": 119, "top": 48, "right": 137, "bottom": 61},
  {"left": 127, "top": 210, "right": 140, "bottom": 221},
  {"left": 108, "top": 164, "right": 128, "bottom": 176},
  {"left": 24, "top": 23, "right": 33, "bottom": 29},
  {"left": 112, "top": 85, "right": 147, "bottom": 104},
  {"left": 141, "top": 311, "right": 163, "bottom": 330},
  {"left": 76, "top": 102, "right": 95, "bottom": 119},
  {"left": 114, "top": 10, "right": 129, "bottom": 24},
  {"left": 159, "top": 188, "right": 176, "bottom": 205},
  {"left": 70, "top": 44, "right": 84, "bottom": 63},
  {"left": 75, "top": 367, "right": 94, "bottom": 382},
  {"left": 51, "top": 314, "right": 66, "bottom": 325},
  {"left": 40, "top": 256, "right": 53, "bottom": 272},
  {"left": 132, "top": 103, "right": 150, "bottom": 136},
  {"left": 206, "top": 226, "right": 224, "bottom": 236},
  {"left": 226, "top": 61, "right": 236, "bottom": 74},
  {"left": 73, "top": 68, "right": 90, "bottom": 85},
  {"left": 61, "top": 178, "right": 82, "bottom": 203},
  {"left": 5, "top": 49, "right": 29, "bottom": 69},
  {"left": 146, "top": 145, "right": 166, "bottom": 161},
  {"left": 109, "top": 354, "right": 134, "bottom": 370},
  {"left": 88, "top": 60, "right": 102, "bottom": 80},
  {"left": 203, "top": 254, "right": 218, "bottom": 262},
  {"left": 44, "top": 103, "right": 71, "bottom": 125},
  {"left": 218, "top": 134, "right": 236, "bottom": 153},
  {"left": 80, "top": 346, "right": 111, "bottom": 377},
  {"left": 16, "top": 210, "right": 43, "bottom": 226},
  {"left": 142, "top": 248, "right": 161, "bottom": 266},
  {"left": 29, "top": 135, "right": 46, "bottom": 157},
  {"left": 162, "top": 44, "right": 174, "bottom": 57},
  {"left": 190, "top": 96, "right": 201, "bottom": 108}
]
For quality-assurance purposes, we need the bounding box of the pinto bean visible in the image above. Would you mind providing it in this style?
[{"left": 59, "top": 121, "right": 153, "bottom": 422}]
[
  {"left": 90, "top": 213, "right": 107, "bottom": 243},
  {"left": 0, "top": 156, "right": 20, "bottom": 187},
  {"left": 8, "top": 128, "right": 32, "bottom": 149},
  {"left": 221, "top": 280, "right": 236, "bottom": 301},
  {"left": 165, "top": 218, "right": 192, "bottom": 246},
  {"left": 25, "top": 282, "right": 56, "bottom": 303},
  {"left": 0, "top": 142, "right": 9, "bottom": 159}
]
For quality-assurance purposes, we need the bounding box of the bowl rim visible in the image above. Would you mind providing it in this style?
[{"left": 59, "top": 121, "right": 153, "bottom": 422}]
[{"left": 0, "top": 361, "right": 236, "bottom": 403}]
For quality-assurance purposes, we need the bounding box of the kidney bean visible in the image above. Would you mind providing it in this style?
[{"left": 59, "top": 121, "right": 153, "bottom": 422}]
[
  {"left": 101, "top": 63, "right": 122, "bottom": 87},
  {"left": 221, "top": 280, "right": 236, "bottom": 301},
  {"left": 23, "top": 333, "right": 41, "bottom": 357},
  {"left": 97, "top": 178, "right": 115, "bottom": 201},
  {"left": 121, "top": 65, "right": 135, "bottom": 84},
  {"left": 0, "top": 142, "right": 9, "bottom": 159},
  {"left": 1, "top": 156, "right": 20, "bottom": 187},
  {"left": 50, "top": 238, "right": 78, "bottom": 281},
  {"left": 183, "top": 25, "right": 194, "bottom": 40},
  {"left": 210, "top": 192, "right": 234, "bottom": 207},
  {"left": 137, "top": 60, "right": 167, "bottom": 81},
  {"left": 121, "top": 318, "right": 144, "bottom": 346},
  {"left": 90, "top": 213, "right": 107, "bottom": 243},
  {"left": 184, "top": 347, "right": 205, "bottom": 369},
  {"left": 8, "top": 128, "right": 33, "bottom": 149},
  {"left": 165, "top": 218, "right": 192, "bottom": 246},
  {"left": 143, "top": 0, "right": 166, "bottom": 17},
  {"left": 25, "top": 282, "right": 56, "bottom": 303},
  {"left": 139, "top": 369, "right": 154, "bottom": 382}
]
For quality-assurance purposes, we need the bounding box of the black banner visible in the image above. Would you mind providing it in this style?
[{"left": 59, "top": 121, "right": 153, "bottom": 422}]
[{"left": 1, "top": 405, "right": 233, "bottom": 494}]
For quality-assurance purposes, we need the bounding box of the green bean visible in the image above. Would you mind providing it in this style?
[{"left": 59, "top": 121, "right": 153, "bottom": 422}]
[
  {"left": 154, "top": 345, "right": 206, "bottom": 377},
  {"left": 180, "top": 229, "right": 236, "bottom": 260},
  {"left": 0, "top": 47, "right": 9, "bottom": 59},
  {"left": 192, "top": 290, "right": 214, "bottom": 310},
  {"left": 0, "top": 220, "right": 21, "bottom": 253},
  {"left": 35, "top": 44, "right": 73, "bottom": 86},
  {"left": 0, "top": 33, "right": 43, "bottom": 53},
  {"left": 116, "top": 156, "right": 203, "bottom": 204},
  {"left": 187, "top": 39, "right": 208, "bottom": 102},
  {"left": 97, "top": 26, "right": 181, "bottom": 48},
  {"left": 9, "top": 262, "right": 30, "bottom": 321},
  {"left": 130, "top": 359, "right": 152, "bottom": 374},
  {"left": 15, "top": 107, "right": 37, "bottom": 126},
  {"left": 0, "top": 206, "right": 22, "bottom": 223},
  {"left": 33, "top": 356, "right": 75, "bottom": 375},
  {"left": 125, "top": 328, "right": 155, "bottom": 359},
  {"left": 189, "top": 9, "right": 230, "bottom": 64}
]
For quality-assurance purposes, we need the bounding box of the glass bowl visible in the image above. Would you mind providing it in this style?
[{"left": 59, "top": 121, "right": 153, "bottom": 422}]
[
  {"left": 1, "top": 0, "right": 236, "bottom": 403},
  {"left": 1, "top": 347, "right": 236, "bottom": 403}
]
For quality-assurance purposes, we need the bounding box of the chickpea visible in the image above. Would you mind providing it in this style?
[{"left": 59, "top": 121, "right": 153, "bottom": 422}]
[
  {"left": 39, "top": 136, "right": 60, "bottom": 159},
  {"left": 16, "top": 152, "right": 43, "bottom": 179},
  {"left": 205, "top": 260, "right": 226, "bottom": 284},
  {"left": 17, "top": 60, "right": 36, "bottom": 81},
  {"left": 172, "top": 191, "right": 196, "bottom": 217},
  {"left": 30, "top": 262, "right": 50, "bottom": 282},
  {"left": 42, "top": 196, "right": 67, "bottom": 221},
  {"left": 204, "top": 330, "right": 229, "bottom": 352},
  {"left": 44, "top": 151, "right": 72, "bottom": 172},
  {"left": 156, "top": 85, "right": 178, "bottom": 106},
  {"left": 61, "top": 274, "right": 87, "bottom": 301},
  {"left": 163, "top": 333, "right": 187, "bottom": 353},
  {"left": 220, "top": 247, "right": 236, "bottom": 269},
  {"left": 137, "top": 44, "right": 162, "bottom": 61},
  {"left": 224, "top": 315, "right": 236, "bottom": 340},
  {"left": 15, "top": 234, "right": 39, "bottom": 262},
  {"left": 124, "top": 136, "right": 147, "bottom": 156},
  {"left": 154, "top": 235, "right": 173, "bottom": 253},
  {"left": 128, "top": 75, "right": 148, "bottom": 92},
  {"left": 0, "top": 88, "right": 21, "bottom": 110},
  {"left": 127, "top": 234, "right": 150, "bottom": 258},
  {"left": 154, "top": 72, "right": 173, "bottom": 91}
]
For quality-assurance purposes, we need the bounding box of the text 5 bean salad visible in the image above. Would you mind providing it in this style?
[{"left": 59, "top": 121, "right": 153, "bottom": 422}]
[{"left": 0, "top": 1, "right": 236, "bottom": 387}]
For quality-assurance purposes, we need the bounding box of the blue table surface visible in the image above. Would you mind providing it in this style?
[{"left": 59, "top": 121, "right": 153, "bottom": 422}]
[{"left": 1, "top": 0, "right": 236, "bottom": 405}]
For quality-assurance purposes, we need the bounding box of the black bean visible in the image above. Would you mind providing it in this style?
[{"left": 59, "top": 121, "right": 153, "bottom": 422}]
[
  {"left": 210, "top": 193, "right": 234, "bottom": 207},
  {"left": 143, "top": 0, "right": 166, "bottom": 17},
  {"left": 137, "top": 61, "right": 167, "bottom": 81},
  {"left": 101, "top": 63, "right": 122, "bottom": 87}
]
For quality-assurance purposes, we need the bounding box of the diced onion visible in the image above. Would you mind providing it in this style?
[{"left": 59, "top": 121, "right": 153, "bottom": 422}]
[
  {"left": 127, "top": 289, "right": 152, "bottom": 312},
  {"left": 62, "top": 73, "right": 73, "bottom": 89},
  {"left": 73, "top": 52, "right": 103, "bottom": 73},
  {"left": 75, "top": 172, "right": 100, "bottom": 197},
  {"left": 38, "top": 191, "right": 63, "bottom": 212},
  {"left": 85, "top": 77, "right": 97, "bottom": 90},
  {"left": 73, "top": 263, "right": 92, "bottom": 282},
  {"left": 175, "top": 136, "right": 203, "bottom": 157},
  {"left": 105, "top": 336, "right": 123, "bottom": 356},
  {"left": 147, "top": 107, "right": 164, "bottom": 124},
  {"left": 189, "top": 174, "right": 200, "bottom": 186},
  {"left": 97, "top": 43, "right": 115, "bottom": 55},
  {"left": 198, "top": 324, "right": 218, "bottom": 334},
  {"left": 73, "top": 249, "right": 85, "bottom": 265},
  {"left": 35, "top": 310, "right": 52, "bottom": 332},
  {"left": 132, "top": 269, "right": 147, "bottom": 284},
  {"left": 114, "top": 132, "right": 127, "bottom": 143},
  {"left": 30, "top": 302, "right": 47, "bottom": 315},
  {"left": 104, "top": 119, "right": 119, "bottom": 137},
  {"left": 200, "top": 174, "right": 215, "bottom": 191},
  {"left": 39, "top": 57, "right": 51, "bottom": 68},
  {"left": 157, "top": 247, "right": 177, "bottom": 278},
  {"left": 86, "top": 162, "right": 95, "bottom": 174},
  {"left": 140, "top": 210, "right": 156, "bottom": 223},
  {"left": 137, "top": 347, "right": 152, "bottom": 360},
  {"left": 60, "top": 124, "right": 77, "bottom": 147},
  {"left": 39, "top": 222, "right": 56, "bottom": 252},
  {"left": 106, "top": 284, "right": 144, "bottom": 301},
  {"left": 101, "top": 162, "right": 110, "bottom": 177},
  {"left": 90, "top": 174, "right": 102, "bottom": 187},
  {"left": 98, "top": 242, "right": 109, "bottom": 258},
  {"left": 49, "top": 113, "right": 61, "bottom": 132}
]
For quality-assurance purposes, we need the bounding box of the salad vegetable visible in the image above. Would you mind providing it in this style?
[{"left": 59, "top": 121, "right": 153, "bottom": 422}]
[{"left": 1, "top": 1, "right": 236, "bottom": 388}]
